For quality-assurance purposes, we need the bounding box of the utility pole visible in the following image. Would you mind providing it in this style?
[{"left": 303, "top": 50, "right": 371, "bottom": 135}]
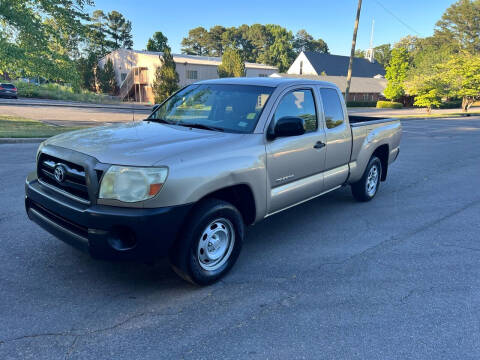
[{"left": 345, "top": 0, "right": 363, "bottom": 101}]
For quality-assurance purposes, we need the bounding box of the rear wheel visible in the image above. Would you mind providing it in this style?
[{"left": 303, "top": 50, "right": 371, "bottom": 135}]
[
  {"left": 170, "top": 199, "right": 244, "bottom": 285},
  {"left": 351, "top": 156, "right": 382, "bottom": 202}
]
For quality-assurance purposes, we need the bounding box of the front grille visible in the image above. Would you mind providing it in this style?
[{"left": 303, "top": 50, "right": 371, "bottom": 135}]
[{"left": 37, "top": 153, "right": 89, "bottom": 201}]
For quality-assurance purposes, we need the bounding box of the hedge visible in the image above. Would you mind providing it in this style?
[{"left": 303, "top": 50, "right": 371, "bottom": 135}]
[
  {"left": 346, "top": 101, "right": 377, "bottom": 107},
  {"left": 438, "top": 100, "right": 462, "bottom": 109},
  {"left": 376, "top": 101, "right": 403, "bottom": 109}
]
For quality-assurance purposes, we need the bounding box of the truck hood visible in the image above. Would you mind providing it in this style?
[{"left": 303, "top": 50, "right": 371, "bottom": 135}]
[{"left": 44, "top": 121, "right": 243, "bottom": 166}]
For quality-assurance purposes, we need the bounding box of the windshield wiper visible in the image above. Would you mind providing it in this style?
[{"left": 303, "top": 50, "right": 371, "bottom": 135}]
[
  {"left": 146, "top": 117, "right": 174, "bottom": 125},
  {"left": 178, "top": 122, "right": 224, "bottom": 132}
]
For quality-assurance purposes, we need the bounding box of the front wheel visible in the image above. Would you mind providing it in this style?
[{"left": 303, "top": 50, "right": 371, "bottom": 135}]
[
  {"left": 170, "top": 199, "right": 244, "bottom": 286},
  {"left": 351, "top": 156, "right": 382, "bottom": 202}
]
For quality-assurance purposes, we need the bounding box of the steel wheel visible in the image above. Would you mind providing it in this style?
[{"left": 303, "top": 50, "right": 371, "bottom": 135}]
[
  {"left": 366, "top": 164, "right": 379, "bottom": 197},
  {"left": 197, "top": 218, "right": 235, "bottom": 271}
]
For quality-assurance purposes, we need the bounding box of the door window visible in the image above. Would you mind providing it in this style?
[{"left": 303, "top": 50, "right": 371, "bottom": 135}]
[
  {"left": 320, "top": 88, "right": 345, "bottom": 129},
  {"left": 274, "top": 89, "right": 317, "bottom": 133}
]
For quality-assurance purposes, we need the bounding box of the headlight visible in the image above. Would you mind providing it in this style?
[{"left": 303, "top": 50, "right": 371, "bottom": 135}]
[{"left": 99, "top": 166, "right": 168, "bottom": 203}]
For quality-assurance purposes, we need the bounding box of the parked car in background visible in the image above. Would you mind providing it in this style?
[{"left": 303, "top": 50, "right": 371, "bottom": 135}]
[
  {"left": 0, "top": 83, "right": 18, "bottom": 99},
  {"left": 25, "top": 78, "right": 401, "bottom": 285}
]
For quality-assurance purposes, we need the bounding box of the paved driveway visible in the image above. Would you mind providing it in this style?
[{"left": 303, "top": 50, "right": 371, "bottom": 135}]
[{"left": 1, "top": 117, "right": 479, "bottom": 359}]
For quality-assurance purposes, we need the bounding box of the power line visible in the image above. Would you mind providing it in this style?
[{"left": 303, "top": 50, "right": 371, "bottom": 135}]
[{"left": 373, "top": 0, "right": 421, "bottom": 36}]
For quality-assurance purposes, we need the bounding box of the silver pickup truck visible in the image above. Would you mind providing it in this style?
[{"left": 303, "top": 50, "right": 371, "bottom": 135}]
[{"left": 25, "top": 78, "right": 401, "bottom": 285}]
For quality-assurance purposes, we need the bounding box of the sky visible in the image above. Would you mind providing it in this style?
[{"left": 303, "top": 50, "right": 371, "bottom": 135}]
[{"left": 91, "top": 0, "right": 456, "bottom": 56}]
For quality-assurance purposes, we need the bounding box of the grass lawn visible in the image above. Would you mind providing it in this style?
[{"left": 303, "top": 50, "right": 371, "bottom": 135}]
[{"left": 0, "top": 115, "right": 84, "bottom": 138}]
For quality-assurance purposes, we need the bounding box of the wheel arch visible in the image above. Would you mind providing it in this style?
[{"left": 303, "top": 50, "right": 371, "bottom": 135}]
[
  {"left": 372, "top": 144, "right": 389, "bottom": 181},
  {"left": 188, "top": 184, "right": 257, "bottom": 226}
]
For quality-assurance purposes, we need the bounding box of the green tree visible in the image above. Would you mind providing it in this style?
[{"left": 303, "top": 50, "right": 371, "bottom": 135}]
[
  {"left": 259, "top": 24, "right": 295, "bottom": 72},
  {"left": 97, "top": 58, "right": 117, "bottom": 94},
  {"left": 152, "top": 47, "right": 179, "bottom": 103},
  {"left": 373, "top": 44, "right": 392, "bottom": 66},
  {"left": 394, "top": 35, "right": 421, "bottom": 53},
  {"left": 181, "top": 27, "right": 209, "bottom": 55},
  {"left": 0, "top": 0, "right": 91, "bottom": 84},
  {"left": 87, "top": 10, "right": 115, "bottom": 57},
  {"left": 221, "top": 25, "right": 255, "bottom": 61},
  {"left": 293, "top": 30, "right": 329, "bottom": 54},
  {"left": 245, "top": 24, "right": 269, "bottom": 62},
  {"left": 146, "top": 31, "right": 168, "bottom": 52},
  {"left": 106, "top": 11, "right": 133, "bottom": 49},
  {"left": 405, "top": 74, "right": 444, "bottom": 113},
  {"left": 207, "top": 25, "right": 226, "bottom": 56},
  {"left": 218, "top": 48, "right": 245, "bottom": 77},
  {"left": 354, "top": 44, "right": 391, "bottom": 65},
  {"left": 384, "top": 48, "right": 410, "bottom": 101},
  {"left": 440, "top": 54, "right": 480, "bottom": 111},
  {"left": 434, "top": 0, "right": 480, "bottom": 54},
  {"left": 77, "top": 52, "right": 97, "bottom": 91}
]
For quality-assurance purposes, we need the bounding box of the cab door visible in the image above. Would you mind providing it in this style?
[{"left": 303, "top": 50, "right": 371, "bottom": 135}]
[
  {"left": 319, "top": 87, "right": 351, "bottom": 190},
  {"left": 266, "top": 87, "right": 327, "bottom": 214}
]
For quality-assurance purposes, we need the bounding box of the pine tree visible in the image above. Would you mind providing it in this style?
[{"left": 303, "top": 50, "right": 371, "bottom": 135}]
[
  {"left": 152, "top": 47, "right": 179, "bottom": 103},
  {"left": 218, "top": 48, "right": 245, "bottom": 78},
  {"left": 147, "top": 32, "right": 169, "bottom": 52},
  {"left": 106, "top": 11, "right": 133, "bottom": 49},
  {"left": 97, "top": 58, "right": 117, "bottom": 94}
]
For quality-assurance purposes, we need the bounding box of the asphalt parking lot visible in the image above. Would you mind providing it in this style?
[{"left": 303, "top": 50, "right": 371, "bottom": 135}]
[{"left": 1, "top": 117, "right": 479, "bottom": 359}]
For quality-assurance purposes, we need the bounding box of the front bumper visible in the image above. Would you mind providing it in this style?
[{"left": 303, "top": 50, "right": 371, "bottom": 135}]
[{"left": 25, "top": 172, "right": 192, "bottom": 261}]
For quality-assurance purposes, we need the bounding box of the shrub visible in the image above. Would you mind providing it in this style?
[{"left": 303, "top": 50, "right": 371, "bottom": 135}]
[
  {"left": 376, "top": 101, "right": 403, "bottom": 109},
  {"left": 346, "top": 101, "right": 377, "bottom": 107},
  {"left": 13, "top": 81, "right": 119, "bottom": 104},
  {"left": 438, "top": 100, "right": 462, "bottom": 109}
]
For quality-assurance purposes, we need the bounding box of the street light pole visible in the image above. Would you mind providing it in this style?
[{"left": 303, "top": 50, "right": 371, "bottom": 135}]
[{"left": 345, "top": 0, "right": 363, "bottom": 102}]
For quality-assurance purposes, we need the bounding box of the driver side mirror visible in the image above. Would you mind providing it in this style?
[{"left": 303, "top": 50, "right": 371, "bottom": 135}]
[{"left": 268, "top": 116, "right": 305, "bottom": 140}]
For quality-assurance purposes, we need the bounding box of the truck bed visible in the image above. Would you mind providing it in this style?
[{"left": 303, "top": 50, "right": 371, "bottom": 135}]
[
  {"left": 347, "top": 115, "right": 402, "bottom": 183},
  {"left": 348, "top": 115, "right": 392, "bottom": 125}
]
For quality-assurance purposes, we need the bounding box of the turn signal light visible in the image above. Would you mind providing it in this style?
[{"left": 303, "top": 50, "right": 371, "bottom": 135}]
[{"left": 148, "top": 183, "right": 163, "bottom": 196}]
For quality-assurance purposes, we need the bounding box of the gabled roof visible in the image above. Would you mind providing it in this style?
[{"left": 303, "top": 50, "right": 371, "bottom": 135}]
[
  {"left": 303, "top": 51, "right": 385, "bottom": 78},
  {"left": 271, "top": 73, "right": 387, "bottom": 94}
]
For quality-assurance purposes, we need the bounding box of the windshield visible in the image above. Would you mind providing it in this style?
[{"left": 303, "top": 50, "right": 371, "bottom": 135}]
[{"left": 148, "top": 84, "right": 274, "bottom": 133}]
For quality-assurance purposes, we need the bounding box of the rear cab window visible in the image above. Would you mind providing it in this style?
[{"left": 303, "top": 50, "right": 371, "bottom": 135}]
[{"left": 319, "top": 88, "right": 345, "bottom": 129}]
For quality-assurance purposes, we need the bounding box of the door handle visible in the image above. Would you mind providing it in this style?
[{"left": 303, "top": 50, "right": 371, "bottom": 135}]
[{"left": 314, "top": 141, "right": 325, "bottom": 149}]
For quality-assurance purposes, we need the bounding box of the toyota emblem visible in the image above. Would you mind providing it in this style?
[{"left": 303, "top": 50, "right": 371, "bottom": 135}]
[{"left": 54, "top": 164, "right": 66, "bottom": 183}]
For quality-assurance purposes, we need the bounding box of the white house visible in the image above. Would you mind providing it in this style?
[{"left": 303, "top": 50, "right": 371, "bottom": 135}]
[
  {"left": 98, "top": 49, "right": 278, "bottom": 103},
  {"left": 288, "top": 51, "right": 385, "bottom": 78}
]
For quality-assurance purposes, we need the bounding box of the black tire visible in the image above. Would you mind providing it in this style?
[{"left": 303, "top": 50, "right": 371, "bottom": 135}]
[
  {"left": 169, "top": 198, "right": 244, "bottom": 286},
  {"left": 351, "top": 156, "right": 382, "bottom": 202}
]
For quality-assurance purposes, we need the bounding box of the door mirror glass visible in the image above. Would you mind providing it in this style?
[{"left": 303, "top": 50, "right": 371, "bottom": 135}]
[{"left": 273, "top": 116, "right": 306, "bottom": 138}]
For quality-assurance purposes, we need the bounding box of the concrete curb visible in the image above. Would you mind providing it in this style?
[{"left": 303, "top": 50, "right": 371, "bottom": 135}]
[{"left": 0, "top": 138, "right": 46, "bottom": 144}]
